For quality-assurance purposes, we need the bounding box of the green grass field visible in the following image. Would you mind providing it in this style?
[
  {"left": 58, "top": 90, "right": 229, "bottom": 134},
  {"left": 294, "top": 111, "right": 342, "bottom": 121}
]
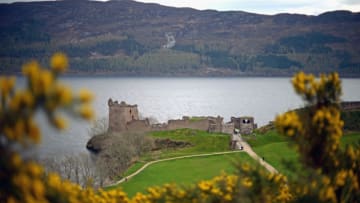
[
  {"left": 247, "top": 130, "right": 360, "bottom": 178},
  {"left": 141, "top": 129, "right": 231, "bottom": 161},
  {"left": 246, "top": 131, "right": 299, "bottom": 178},
  {"left": 110, "top": 152, "right": 255, "bottom": 197},
  {"left": 341, "top": 132, "right": 360, "bottom": 148},
  {"left": 108, "top": 128, "right": 360, "bottom": 197}
]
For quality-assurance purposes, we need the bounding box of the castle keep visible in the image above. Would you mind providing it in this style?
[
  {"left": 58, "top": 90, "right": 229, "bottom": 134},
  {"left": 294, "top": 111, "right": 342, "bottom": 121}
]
[
  {"left": 108, "top": 99, "right": 140, "bottom": 132},
  {"left": 108, "top": 99, "right": 257, "bottom": 134}
]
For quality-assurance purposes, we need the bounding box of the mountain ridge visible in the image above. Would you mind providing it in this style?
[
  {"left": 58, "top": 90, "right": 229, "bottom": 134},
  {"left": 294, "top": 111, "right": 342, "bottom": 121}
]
[{"left": 0, "top": 0, "right": 360, "bottom": 76}]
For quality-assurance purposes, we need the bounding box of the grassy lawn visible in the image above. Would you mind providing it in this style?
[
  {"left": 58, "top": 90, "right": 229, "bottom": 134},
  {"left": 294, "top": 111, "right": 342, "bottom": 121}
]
[
  {"left": 341, "top": 132, "right": 360, "bottom": 148},
  {"left": 110, "top": 152, "right": 255, "bottom": 197},
  {"left": 141, "top": 129, "right": 230, "bottom": 161},
  {"left": 246, "top": 131, "right": 299, "bottom": 178},
  {"left": 247, "top": 130, "right": 360, "bottom": 179}
]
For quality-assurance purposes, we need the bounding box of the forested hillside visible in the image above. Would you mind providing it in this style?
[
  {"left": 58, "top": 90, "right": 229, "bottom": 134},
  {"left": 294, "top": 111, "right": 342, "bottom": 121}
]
[{"left": 1, "top": 0, "right": 360, "bottom": 76}]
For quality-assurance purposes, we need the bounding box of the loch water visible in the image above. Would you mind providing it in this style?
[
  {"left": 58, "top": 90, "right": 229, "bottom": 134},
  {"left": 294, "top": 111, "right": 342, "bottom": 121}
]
[{"left": 25, "top": 77, "right": 360, "bottom": 158}]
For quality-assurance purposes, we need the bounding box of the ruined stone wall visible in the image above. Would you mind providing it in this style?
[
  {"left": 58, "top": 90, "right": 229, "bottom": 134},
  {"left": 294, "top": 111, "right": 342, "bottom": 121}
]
[
  {"left": 188, "top": 120, "right": 210, "bottom": 131},
  {"left": 208, "top": 116, "right": 223, "bottom": 133},
  {"left": 167, "top": 119, "right": 188, "bottom": 130},
  {"left": 126, "top": 119, "right": 151, "bottom": 132},
  {"left": 231, "top": 117, "right": 241, "bottom": 129},
  {"left": 151, "top": 123, "right": 168, "bottom": 131},
  {"left": 107, "top": 99, "right": 259, "bottom": 135},
  {"left": 222, "top": 122, "right": 234, "bottom": 134},
  {"left": 167, "top": 118, "right": 209, "bottom": 131}
]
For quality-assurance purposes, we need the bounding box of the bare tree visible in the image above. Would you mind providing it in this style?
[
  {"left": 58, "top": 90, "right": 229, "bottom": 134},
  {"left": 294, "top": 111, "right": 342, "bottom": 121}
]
[
  {"left": 40, "top": 153, "right": 101, "bottom": 188},
  {"left": 91, "top": 132, "right": 154, "bottom": 182},
  {"left": 88, "top": 117, "right": 108, "bottom": 138}
]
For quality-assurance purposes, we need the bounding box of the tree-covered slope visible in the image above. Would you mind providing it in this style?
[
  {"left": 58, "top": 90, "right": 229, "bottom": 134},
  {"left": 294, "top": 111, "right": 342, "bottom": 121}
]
[{"left": 1, "top": 0, "right": 360, "bottom": 76}]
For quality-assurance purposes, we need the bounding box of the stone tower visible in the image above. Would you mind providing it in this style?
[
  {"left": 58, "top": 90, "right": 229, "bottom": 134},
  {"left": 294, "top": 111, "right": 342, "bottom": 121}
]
[{"left": 108, "top": 99, "right": 139, "bottom": 132}]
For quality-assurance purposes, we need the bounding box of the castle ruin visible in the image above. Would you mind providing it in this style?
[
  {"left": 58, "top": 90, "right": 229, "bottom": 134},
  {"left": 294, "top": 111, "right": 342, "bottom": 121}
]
[
  {"left": 108, "top": 99, "right": 140, "bottom": 132},
  {"left": 107, "top": 99, "right": 257, "bottom": 134},
  {"left": 231, "top": 117, "right": 257, "bottom": 135}
]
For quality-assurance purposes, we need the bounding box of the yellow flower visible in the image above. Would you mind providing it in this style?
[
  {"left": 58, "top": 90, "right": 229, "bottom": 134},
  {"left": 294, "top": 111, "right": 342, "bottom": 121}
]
[
  {"left": 4, "top": 127, "right": 15, "bottom": 140},
  {"left": 0, "top": 76, "right": 16, "bottom": 97},
  {"left": 335, "top": 170, "right": 347, "bottom": 186},
  {"left": 28, "top": 122, "right": 41, "bottom": 143},
  {"left": 241, "top": 163, "right": 250, "bottom": 172},
  {"left": 346, "top": 146, "right": 356, "bottom": 161},
  {"left": 56, "top": 84, "right": 72, "bottom": 105},
  {"left": 47, "top": 173, "right": 61, "bottom": 189},
  {"left": 21, "top": 90, "right": 34, "bottom": 107},
  {"left": 38, "top": 70, "right": 53, "bottom": 94},
  {"left": 177, "top": 190, "right": 186, "bottom": 198},
  {"left": 147, "top": 187, "right": 161, "bottom": 199},
  {"left": 78, "top": 89, "right": 94, "bottom": 103},
  {"left": 241, "top": 177, "right": 253, "bottom": 188},
  {"left": 32, "top": 179, "right": 45, "bottom": 198},
  {"left": 26, "top": 162, "right": 43, "bottom": 177},
  {"left": 224, "top": 194, "right": 232, "bottom": 201},
  {"left": 22, "top": 60, "right": 40, "bottom": 76},
  {"left": 79, "top": 105, "right": 95, "bottom": 120},
  {"left": 6, "top": 196, "right": 17, "bottom": 203},
  {"left": 320, "top": 187, "right": 336, "bottom": 202},
  {"left": 11, "top": 154, "right": 22, "bottom": 168},
  {"left": 198, "top": 181, "right": 211, "bottom": 191},
  {"left": 210, "top": 187, "right": 222, "bottom": 196},
  {"left": 12, "top": 173, "right": 31, "bottom": 190},
  {"left": 53, "top": 116, "right": 68, "bottom": 130},
  {"left": 14, "top": 119, "right": 25, "bottom": 139},
  {"left": 310, "top": 180, "right": 317, "bottom": 189},
  {"left": 51, "top": 52, "right": 68, "bottom": 73},
  {"left": 322, "top": 176, "right": 331, "bottom": 186}
]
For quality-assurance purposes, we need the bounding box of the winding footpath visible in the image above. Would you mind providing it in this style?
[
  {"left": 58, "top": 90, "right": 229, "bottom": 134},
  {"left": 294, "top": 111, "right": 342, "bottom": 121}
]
[
  {"left": 107, "top": 150, "right": 244, "bottom": 187},
  {"left": 239, "top": 140, "right": 278, "bottom": 173},
  {"left": 107, "top": 133, "right": 278, "bottom": 187},
  {"left": 235, "top": 133, "right": 278, "bottom": 173}
]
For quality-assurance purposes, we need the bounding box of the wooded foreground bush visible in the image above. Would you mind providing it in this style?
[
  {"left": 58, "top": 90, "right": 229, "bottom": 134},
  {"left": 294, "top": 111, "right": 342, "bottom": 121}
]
[{"left": 0, "top": 54, "right": 359, "bottom": 202}]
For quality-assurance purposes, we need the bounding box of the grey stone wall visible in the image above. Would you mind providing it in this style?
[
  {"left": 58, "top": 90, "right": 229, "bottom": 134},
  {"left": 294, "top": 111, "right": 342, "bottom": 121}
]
[
  {"left": 167, "top": 118, "right": 209, "bottom": 131},
  {"left": 126, "top": 119, "right": 151, "bottom": 132},
  {"left": 107, "top": 99, "right": 257, "bottom": 135},
  {"left": 222, "top": 122, "right": 234, "bottom": 134}
]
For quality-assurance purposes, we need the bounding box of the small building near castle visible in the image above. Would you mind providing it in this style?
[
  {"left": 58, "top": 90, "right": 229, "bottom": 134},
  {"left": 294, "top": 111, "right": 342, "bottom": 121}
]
[{"left": 231, "top": 116, "right": 257, "bottom": 135}]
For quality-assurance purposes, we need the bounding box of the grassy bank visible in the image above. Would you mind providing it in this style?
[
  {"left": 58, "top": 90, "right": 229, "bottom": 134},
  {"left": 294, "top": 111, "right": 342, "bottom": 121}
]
[
  {"left": 141, "top": 129, "right": 231, "bottom": 161},
  {"left": 111, "top": 152, "right": 255, "bottom": 197},
  {"left": 109, "top": 128, "right": 360, "bottom": 197},
  {"left": 246, "top": 131, "right": 299, "bottom": 178},
  {"left": 247, "top": 130, "right": 360, "bottom": 178}
]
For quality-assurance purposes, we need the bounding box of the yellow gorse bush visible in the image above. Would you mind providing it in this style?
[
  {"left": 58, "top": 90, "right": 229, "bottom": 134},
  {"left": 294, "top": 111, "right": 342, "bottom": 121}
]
[
  {"left": 276, "top": 71, "right": 360, "bottom": 202},
  {"left": 1, "top": 55, "right": 359, "bottom": 203}
]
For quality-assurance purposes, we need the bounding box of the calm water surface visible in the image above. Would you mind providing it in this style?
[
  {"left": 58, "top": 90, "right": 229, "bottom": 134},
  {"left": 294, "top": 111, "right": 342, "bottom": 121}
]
[{"left": 28, "top": 77, "right": 360, "bottom": 158}]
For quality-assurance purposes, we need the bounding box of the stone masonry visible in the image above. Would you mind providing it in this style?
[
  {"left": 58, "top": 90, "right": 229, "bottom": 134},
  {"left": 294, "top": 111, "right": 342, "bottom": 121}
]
[
  {"left": 108, "top": 99, "right": 139, "bottom": 132},
  {"left": 231, "top": 116, "right": 257, "bottom": 135},
  {"left": 108, "top": 99, "right": 257, "bottom": 134}
]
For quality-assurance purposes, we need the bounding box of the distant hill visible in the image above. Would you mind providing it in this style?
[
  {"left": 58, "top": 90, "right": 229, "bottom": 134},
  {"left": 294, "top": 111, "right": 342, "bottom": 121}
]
[{"left": 0, "top": 0, "right": 360, "bottom": 76}]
